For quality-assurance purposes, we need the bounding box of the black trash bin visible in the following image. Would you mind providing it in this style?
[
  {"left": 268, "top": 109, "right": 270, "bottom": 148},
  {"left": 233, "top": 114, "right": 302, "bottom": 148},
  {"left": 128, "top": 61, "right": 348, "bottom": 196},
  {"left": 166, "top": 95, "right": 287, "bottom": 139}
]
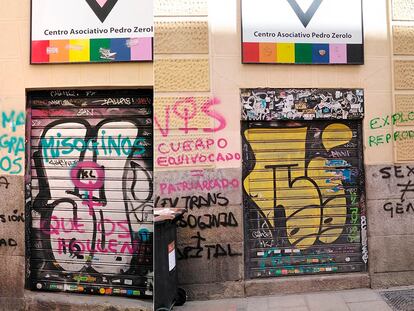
[{"left": 154, "top": 208, "right": 187, "bottom": 311}]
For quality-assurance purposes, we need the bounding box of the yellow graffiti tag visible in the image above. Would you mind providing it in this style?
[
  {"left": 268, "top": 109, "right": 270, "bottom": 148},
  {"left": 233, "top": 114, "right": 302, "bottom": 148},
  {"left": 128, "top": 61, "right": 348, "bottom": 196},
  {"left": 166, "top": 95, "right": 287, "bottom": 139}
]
[
  {"left": 322, "top": 123, "right": 353, "bottom": 151},
  {"left": 244, "top": 124, "right": 351, "bottom": 249}
]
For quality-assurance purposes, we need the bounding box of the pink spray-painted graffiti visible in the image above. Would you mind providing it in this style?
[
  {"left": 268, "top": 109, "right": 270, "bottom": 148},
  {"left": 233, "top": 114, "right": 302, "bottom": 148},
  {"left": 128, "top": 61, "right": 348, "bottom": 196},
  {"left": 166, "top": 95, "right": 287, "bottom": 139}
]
[
  {"left": 28, "top": 91, "right": 153, "bottom": 297},
  {"left": 154, "top": 97, "right": 226, "bottom": 137},
  {"left": 70, "top": 161, "right": 105, "bottom": 215},
  {"left": 154, "top": 97, "right": 240, "bottom": 167}
]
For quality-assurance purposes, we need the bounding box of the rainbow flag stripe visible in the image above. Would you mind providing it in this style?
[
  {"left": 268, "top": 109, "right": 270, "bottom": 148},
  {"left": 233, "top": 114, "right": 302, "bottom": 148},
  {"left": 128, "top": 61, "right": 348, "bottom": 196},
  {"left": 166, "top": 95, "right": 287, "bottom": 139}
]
[
  {"left": 242, "top": 42, "right": 363, "bottom": 64},
  {"left": 31, "top": 37, "right": 152, "bottom": 63}
]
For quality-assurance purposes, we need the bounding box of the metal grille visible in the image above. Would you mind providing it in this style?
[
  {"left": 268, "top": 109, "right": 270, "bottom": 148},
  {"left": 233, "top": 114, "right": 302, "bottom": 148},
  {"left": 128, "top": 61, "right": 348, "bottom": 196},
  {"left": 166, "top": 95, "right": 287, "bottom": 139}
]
[
  {"left": 26, "top": 89, "right": 153, "bottom": 298},
  {"left": 242, "top": 120, "right": 367, "bottom": 279},
  {"left": 381, "top": 289, "right": 414, "bottom": 311}
]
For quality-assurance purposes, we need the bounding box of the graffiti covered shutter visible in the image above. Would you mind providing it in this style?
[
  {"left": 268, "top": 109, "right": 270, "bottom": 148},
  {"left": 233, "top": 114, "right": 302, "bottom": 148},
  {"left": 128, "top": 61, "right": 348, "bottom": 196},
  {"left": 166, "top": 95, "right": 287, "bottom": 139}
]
[
  {"left": 241, "top": 88, "right": 367, "bottom": 279},
  {"left": 27, "top": 90, "right": 153, "bottom": 297}
]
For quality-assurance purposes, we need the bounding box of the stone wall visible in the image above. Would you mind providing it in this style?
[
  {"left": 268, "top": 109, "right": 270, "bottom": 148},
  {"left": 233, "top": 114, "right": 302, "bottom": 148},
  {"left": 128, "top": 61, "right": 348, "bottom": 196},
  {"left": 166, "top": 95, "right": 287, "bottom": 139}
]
[
  {"left": 0, "top": 175, "right": 25, "bottom": 307},
  {"left": 366, "top": 164, "right": 414, "bottom": 287}
]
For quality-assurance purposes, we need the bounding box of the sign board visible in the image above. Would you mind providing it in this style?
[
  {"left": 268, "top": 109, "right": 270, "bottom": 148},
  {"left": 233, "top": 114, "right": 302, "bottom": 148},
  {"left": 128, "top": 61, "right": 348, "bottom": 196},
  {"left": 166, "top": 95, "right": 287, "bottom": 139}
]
[
  {"left": 241, "top": 0, "right": 364, "bottom": 64},
  {"left": 31, "top": 0, "right": 153, "bottom": 64}
]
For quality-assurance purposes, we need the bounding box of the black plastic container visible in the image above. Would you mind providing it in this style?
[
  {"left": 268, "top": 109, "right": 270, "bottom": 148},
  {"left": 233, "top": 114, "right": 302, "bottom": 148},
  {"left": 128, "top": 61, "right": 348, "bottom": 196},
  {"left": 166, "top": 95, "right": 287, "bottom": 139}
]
[{"left": 154, "top": 212, "right": 186, "bottom": 311}]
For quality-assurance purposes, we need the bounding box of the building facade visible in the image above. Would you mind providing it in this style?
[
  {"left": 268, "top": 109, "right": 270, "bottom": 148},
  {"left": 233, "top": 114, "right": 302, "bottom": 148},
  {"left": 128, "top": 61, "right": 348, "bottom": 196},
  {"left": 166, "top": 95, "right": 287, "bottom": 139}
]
[
  {"left": 0, "top": 1, "right": 154, "bottom": 309},
  {"left": 153, "top": 0, "right": 414, "bottom": 300},
  {"left": 0, "top": 0, "right": 414, "bottom": 308}
]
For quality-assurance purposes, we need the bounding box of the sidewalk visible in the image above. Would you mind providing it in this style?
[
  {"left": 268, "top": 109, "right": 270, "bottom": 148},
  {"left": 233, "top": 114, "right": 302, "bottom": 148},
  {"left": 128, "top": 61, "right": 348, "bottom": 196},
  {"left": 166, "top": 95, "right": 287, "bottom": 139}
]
[{"left": 176, "top": 287, "right": 410, "bottom": 311}]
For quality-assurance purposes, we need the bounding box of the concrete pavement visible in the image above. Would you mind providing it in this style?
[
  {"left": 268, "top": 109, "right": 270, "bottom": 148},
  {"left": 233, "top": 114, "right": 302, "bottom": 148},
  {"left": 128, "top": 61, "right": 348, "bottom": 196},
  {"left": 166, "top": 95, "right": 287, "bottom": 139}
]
[{"left": 176, "top": 288, "right": 400, "bottom": 311}]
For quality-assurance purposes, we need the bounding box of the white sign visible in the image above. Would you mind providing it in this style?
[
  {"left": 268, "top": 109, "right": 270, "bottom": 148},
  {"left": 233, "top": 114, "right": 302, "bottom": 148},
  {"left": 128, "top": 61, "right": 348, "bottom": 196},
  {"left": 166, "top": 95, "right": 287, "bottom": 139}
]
[
  {"left": 31, "top": 0, "right": 153, "bottom": 63},
  {"left": 242, "top": 0, "right": 362, "bottom": 44},
  {"left": 241, "top": 0, "right": 364, "bottom": 64},
  {"left": 32, "top": 0, "right": 153, "bottom": 40},
  {"left": 168, "top": 241, "right": 176, "bottom": 272}
]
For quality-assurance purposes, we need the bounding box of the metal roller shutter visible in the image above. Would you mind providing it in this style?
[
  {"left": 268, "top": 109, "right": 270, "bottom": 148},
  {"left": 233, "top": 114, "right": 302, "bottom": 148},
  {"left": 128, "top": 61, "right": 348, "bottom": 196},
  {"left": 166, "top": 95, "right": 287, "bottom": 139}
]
[
  {"left": 26, "top": 89, "right": 153, "bottom": 297},
  {"left": 242, "top": 120, "right": 366, "bottom": 278}
]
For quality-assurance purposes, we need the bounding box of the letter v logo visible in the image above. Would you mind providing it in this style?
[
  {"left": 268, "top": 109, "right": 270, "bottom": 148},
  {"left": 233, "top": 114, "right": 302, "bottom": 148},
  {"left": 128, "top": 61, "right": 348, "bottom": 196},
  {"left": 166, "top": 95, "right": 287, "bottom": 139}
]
[
  {"left": 287, "top": 0, "right": 323, "bottom": 28},
  {"left": 86, "top": 0, "right": 118, "bottom": 23}
]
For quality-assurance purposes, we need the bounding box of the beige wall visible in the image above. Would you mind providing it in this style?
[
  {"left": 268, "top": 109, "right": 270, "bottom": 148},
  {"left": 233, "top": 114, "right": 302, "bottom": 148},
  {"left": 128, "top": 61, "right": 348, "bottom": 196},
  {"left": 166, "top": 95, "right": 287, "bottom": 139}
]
[
  {"left": 0, "top": 1, "right": 153, "bottom": 176},
  {"left": 392, "top": 0, "right": 414, "bottom": 162}
]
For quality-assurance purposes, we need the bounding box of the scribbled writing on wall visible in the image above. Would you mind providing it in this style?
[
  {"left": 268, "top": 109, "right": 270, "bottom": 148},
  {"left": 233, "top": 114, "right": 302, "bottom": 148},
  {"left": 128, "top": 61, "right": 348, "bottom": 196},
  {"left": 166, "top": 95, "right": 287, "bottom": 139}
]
[
  {"left": 155, "top": 169, "right": 242, "bottom": 261},
  {"left": 241, "top": 88, "right": 364, "bottom": 121},
  {"left": 154, "top": 97, "right": 226, "bottom": 137},
  {"left": 176, "top": 231, "right": 241, "bottom": 260},
  {"left": 156, "top": 137, "right": 241, "bottom": 167},
  {"left": 368, "top": 112, "right": 414, "bottom": 147},
  {"left": 28, "top": 91, "right": 153, "bottom": 297},
  {"left": 1, "top": 208, "right": 25, "bottom": 223},
  {"left": 0, "top": 111, "right": 25, "bottom": 174},
  {"left": 158, "top": 174, "right": 239, "bottom": 196},
  {"left": 154, "top": 97, "right": 239, "bottom": 167},
  {"left": 0, "top": 176, "right": 20, "bottom": 249},
  {"left": 369, "top": 112, "right": 414, "bottom": 129},
  {"left": 380, "top": 166, "right": 414, "bottom": 218},
  {"left": 242, "top": 120, "right": 367, "bottom": 278},
  {"left": 40, "top": 133, "right": 146, "bottom": 160},
  {"left": 32, "top": 89, "right": 152, "bottom": 106}
]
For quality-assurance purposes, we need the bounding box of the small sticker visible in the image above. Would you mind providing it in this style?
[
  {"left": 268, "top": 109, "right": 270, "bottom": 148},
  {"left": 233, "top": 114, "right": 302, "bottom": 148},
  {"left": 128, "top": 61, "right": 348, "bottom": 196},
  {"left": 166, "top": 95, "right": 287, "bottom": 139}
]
[
  {"left": 168, "top": 241, "right": 176, "bottom": 271},
  {"left": 127, "top": 38, "right": 139, "bottom": 47},
  {"left": 49, "top": 284, "right": 58, "bottom": 290},
  {"left": 124, "top": 279, "right": 133, "bottom": 285},
  {"left": 46, "top": 47, "right": 58, "bottom": 54}
]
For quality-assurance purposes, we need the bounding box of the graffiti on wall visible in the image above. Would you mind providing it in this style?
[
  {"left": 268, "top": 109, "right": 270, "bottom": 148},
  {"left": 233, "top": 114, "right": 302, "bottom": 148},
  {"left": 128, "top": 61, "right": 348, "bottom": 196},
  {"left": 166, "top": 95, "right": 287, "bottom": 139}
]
[
  {"left": 241, "top": 88, "right": 364, "bottom": 121},
  {"left": 380, "top": 166, "right": 414, "bottom": 218},
  {"left": 242, "top": 121, "right": 367, "bottom": 278},
  {"left": 28, "top": 92, "right": 153, "bottom": 297},
  {"left": 368, "top": 112, "right": 414, "bottom": 147},
  {"left": 155, "top": 168, "right": 242, "bottom": 261},
  {"left": 0, "top": 176, "right": 21, "bottom": 249},
  {"left": 0, "top": 110, "right": 25, "bottom": 174},
  {"left": 154, "top": 97, "right": 240, "bottom": 168}
]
